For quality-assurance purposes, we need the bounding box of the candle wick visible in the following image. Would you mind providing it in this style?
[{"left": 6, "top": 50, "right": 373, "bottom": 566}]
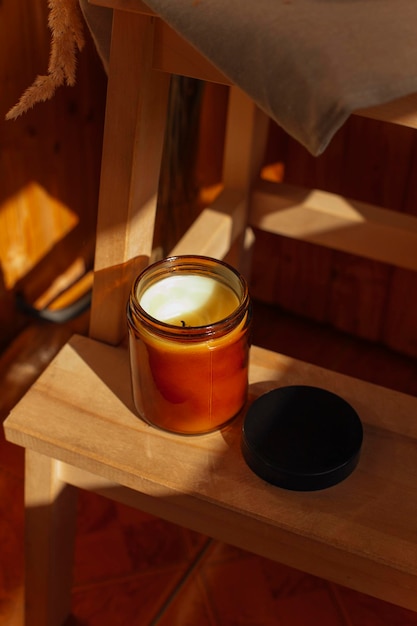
[{"left": 181, "top": 320, "right": 186, "bottom": 327}]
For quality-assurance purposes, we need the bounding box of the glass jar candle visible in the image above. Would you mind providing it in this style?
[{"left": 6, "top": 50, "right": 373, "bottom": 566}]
[{"left": 127, "top": 255, "right": 252, "bottom": 435}]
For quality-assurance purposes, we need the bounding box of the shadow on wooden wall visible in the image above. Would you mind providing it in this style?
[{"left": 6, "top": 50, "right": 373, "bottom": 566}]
[{"left": 0, "top": 0, "right": 107, "bottom": 350}]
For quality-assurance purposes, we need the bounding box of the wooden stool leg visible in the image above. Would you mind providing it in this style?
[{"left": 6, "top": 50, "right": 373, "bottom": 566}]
[
  {"left": 172, "top": 87, "right": 270, "bottom": 267},
  {"left": 24, "top": 449, "right": 77, "bottom": 626},
  {"left": 222, "top": 87, "right": 270, "bottom": 272},
  {"left": 223, "top": 86, "right": 270, "bottom": 191}
]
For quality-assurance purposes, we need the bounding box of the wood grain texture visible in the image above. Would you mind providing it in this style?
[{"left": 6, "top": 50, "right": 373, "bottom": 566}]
[
  {"left": 24, "top": 449, "right": 77, "bottom": 626},
  {"left": 5, "top": 308, "right": 417, "bottom": 625},
  {"left": 89, "top": 10, "right": 171, "bottom": 344},
  {"left": 0, "top": 0, "right": 106, "bottom": 348},
  {"left": 5, "top": 334, "right": 417, "bottom": 612},
  {"left": 261, "top": 114, "right": 417, "bottom": 352},
  {"left": 250, "top": 180, "right": 417, "bottom": 271}
]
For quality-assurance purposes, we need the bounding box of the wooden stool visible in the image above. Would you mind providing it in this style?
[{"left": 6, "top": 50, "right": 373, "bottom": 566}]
[{"left": 5, "top": 2, "right": 417, "bottom": 624}]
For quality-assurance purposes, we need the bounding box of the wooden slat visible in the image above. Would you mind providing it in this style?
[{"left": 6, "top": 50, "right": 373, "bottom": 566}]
[
  {"left": 170, "top": 203, "right": 234, "bottom": 260},
  {"left": 357, "top": 93, "right": 417, "bottom": 130},
  {"left": 5, "top": 333, "right": 417, "bottom": 611},
  {"left": 24, "top": 450, "right": 77, "bottom": 626},
  {"left": 250, "top": 180, "right": 417, "bottom": 271},
  {"left": 171, "top": 191, "right": 255, "bottom": 269},
  {"left": 89, "top": 10, "right": 171, "bottom": 344}
]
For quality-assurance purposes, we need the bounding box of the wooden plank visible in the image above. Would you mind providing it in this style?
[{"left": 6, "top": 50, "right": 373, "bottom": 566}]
[
  {"left": 327, "top": 250, "right": 389, "bottom": 342},
  {"left": 89, "top": 10, "right": 171, "bottom": 344},
  {"left": 5, "top": 334, "right": 417, "bottom": 611},
  {"left": 24, "top": 449, "right": 77, "bottom": 626},
  {"left": 90, "top": 0, "right": 156, "bottom": 14},
  {"left": 382, "top": 268, "right": 417, "bottom": 357},
  {"left": 217, "top": 87, "right": 269, "bottom": 269},
  {"left": 250, "top": 180, "right": 417, "bottom": 272},
  {"left": 170, "top": 202, "right": 234, "bottom": 260},
  {"left": 338, "top": 117, "right": 416, "bottom": 212},
  {"left": 357, "top": 93, "right": 417, "bottom": 130},
  {"left": 171, "top": 194, "right": 255, "bottom": 276},
  {"left": 0, "top": 2, "right": 105, "bottom": 348},
  {"left": 249, "top": 228, "right": 334, "bottom": 323},
  {"left": 382, "top": 129, "right": 417, "bottom": 357}
]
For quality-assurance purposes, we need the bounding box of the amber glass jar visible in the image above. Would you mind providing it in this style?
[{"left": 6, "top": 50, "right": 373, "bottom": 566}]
[{"left": 127, "top": 255, "right": 252, "bottom": 435}]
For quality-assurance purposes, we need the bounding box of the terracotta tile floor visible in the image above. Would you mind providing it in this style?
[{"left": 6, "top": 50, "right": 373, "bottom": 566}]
[{"left": 2, "top": 303, "right": 417, "bottom": 625}]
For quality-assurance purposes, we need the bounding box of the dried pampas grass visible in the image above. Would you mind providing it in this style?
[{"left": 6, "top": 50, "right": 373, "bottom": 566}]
[{"left": 6, "top": 0, "right": 85, "bottom": 120}]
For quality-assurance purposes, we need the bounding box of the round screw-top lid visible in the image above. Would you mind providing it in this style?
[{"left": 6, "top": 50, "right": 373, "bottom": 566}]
[{"left": 241, "top": 385, "right": 363, "bottom": 491}]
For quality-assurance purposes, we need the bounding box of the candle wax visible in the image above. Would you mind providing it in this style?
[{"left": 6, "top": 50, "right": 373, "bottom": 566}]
[
  {"left": 128, "top": 261, "right": 251, "bottom": 434},
  {"left": 139, "top": 274, "right": 239, "bottom": 327},
  {"left": 130, "top": 323, "right": 249, "bottom": 433}
]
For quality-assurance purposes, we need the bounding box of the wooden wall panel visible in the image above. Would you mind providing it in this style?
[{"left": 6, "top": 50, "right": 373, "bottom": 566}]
[
  {"left": 253, "top": 109, "right": 417, "bottom": 357},
  {"left": 0, "top": 0, "right": 107, "bottom": 349}
]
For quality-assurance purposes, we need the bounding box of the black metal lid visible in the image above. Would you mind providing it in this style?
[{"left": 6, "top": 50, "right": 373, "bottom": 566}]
[{"left": 241, "top": 385, "right": 363, "bottom": 491}]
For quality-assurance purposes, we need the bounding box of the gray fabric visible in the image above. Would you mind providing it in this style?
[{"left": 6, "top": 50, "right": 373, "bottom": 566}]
[
  {"left": 80, "top": 0, "right": 417, "bottom": 155},
  {"left": 79, "top": 0, "right": 112, "bottom": 71}
]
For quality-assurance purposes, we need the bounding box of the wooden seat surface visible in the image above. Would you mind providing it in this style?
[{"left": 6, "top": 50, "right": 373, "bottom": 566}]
[{"left": 5, "top": 333, "right": 417, "bottom": 611}]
